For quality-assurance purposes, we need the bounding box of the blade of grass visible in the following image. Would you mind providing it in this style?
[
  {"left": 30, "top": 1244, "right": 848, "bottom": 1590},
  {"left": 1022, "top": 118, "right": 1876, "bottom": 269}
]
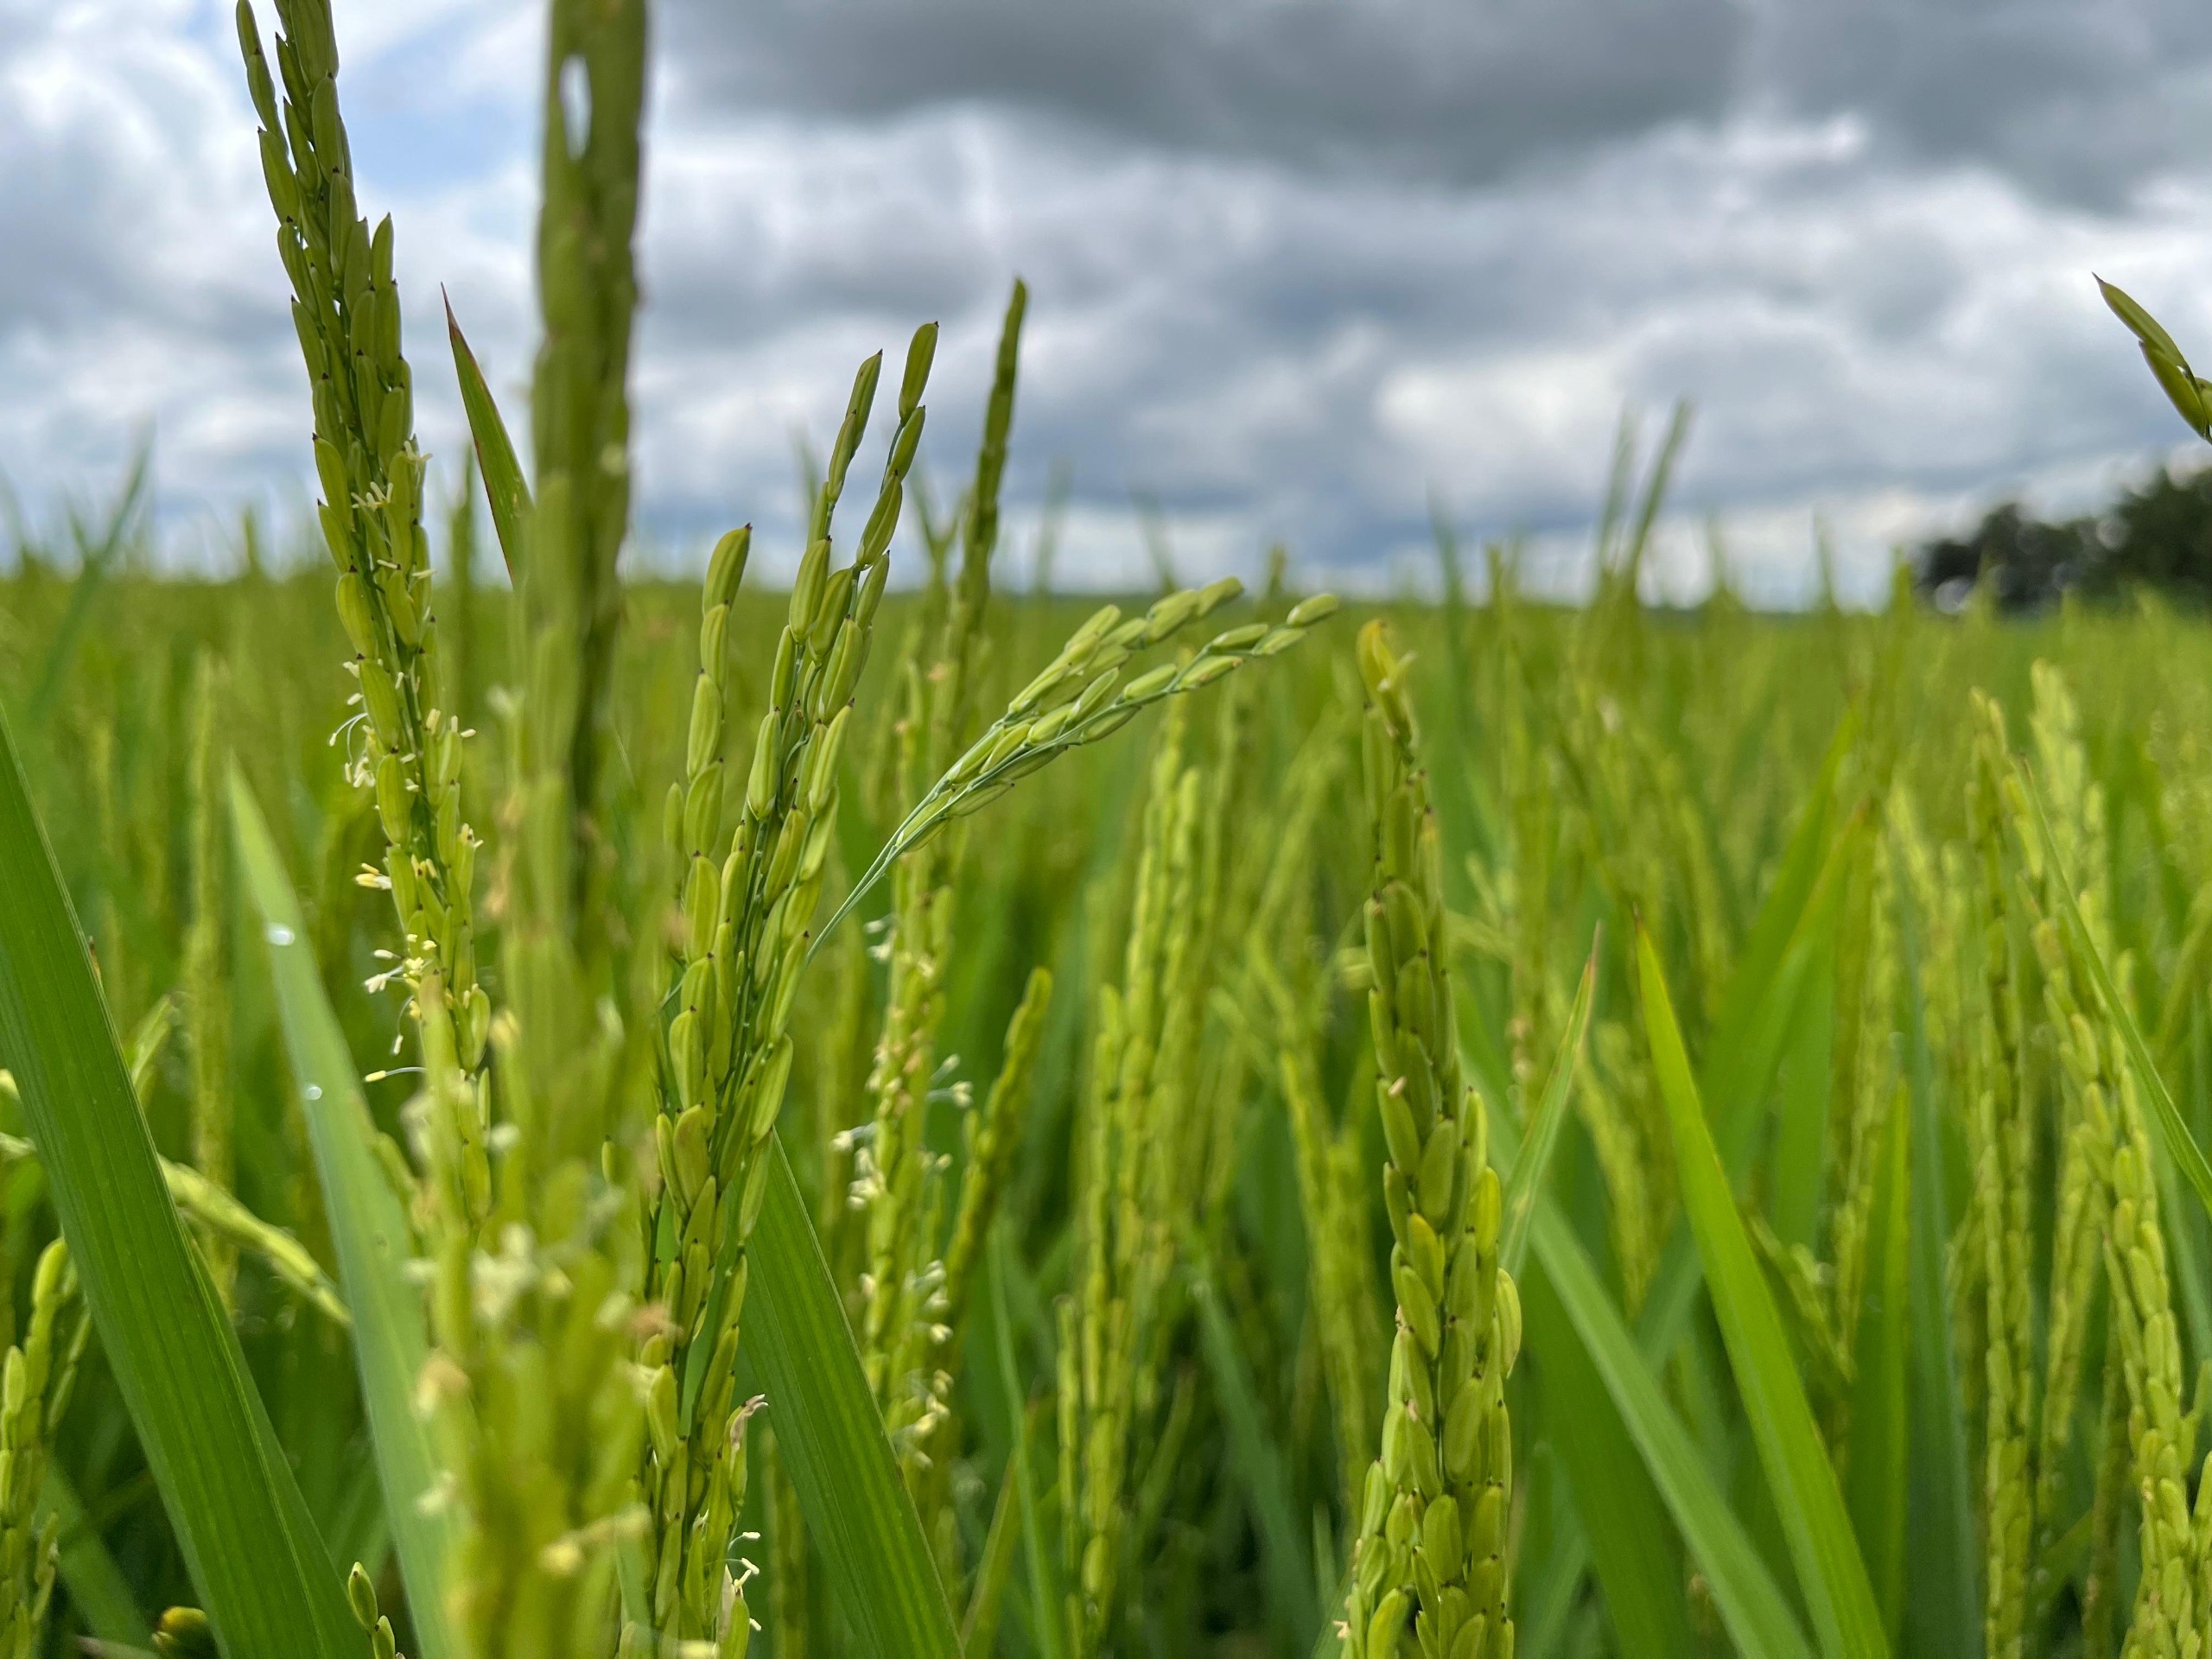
[
  {"left": 444, "top": 294, "right": 530, "bottom": 581},
  {"left": 2155, "top": 1152, "right": 2212, "bottom": 1376},
  {"left": 1531, "top": 1205, "right": 1814, "bottom": 1659},
  {"left": 1618, "top": 397, "right": 1694, "bottom": 594},
  {"left": 963, "top": 1452, "right": 1023, "bottom": 1656},
  {"left": 1311, "top": 1572, "right": 1353, "bottom": 1659},
  {"left": 745, "top": 1134, "right": 962, "bottom": 1659},
  {"left": 1672, "top": 716, "right": 1864, "bottom": 1312},
  {"left": 1713, "top": 809, "right": 1861, "bottom": 1177},
  {"left": 41, "top": 1465, "right": 147, "bottom": 1645},
  {"left": 1190, "top": 1247, "right": 1321, "bottom": 1649},
  {"left": 1638, "top": 923, "right": 1888, "bottom": 1659},
  {"left": 1637, "top": 824, "right": 1854, "bottom": 1357},
  {"left": 1491, "top": 1092, "right": 1788, "bottom": 1659},
  {"left": 1512, "top": 1491, "right": 1588, "bottom": 1659},
  {"left": 1502, "top": 938, "right": 1597, "bottom": 1278},
  {"left": 1704, "top": 706, "right": 1857, "bottom": 1117},
  {"left": 319, "top": 1450, "right": 391, "bottom": 1599},
  {"left": 969, "top": 1433, "right": 1026, "bottom": 1659},
  {"left": 990, "top": 1227, "right": 1066, "bottom": 1659},
  {"left": 228, "top": 770, "right": 459, "bottom": 1659},
  {"left": 1893, "top": 876, "right": 1980, "bottom": 1656},
  {"left": 1769, "top": 930, "right": 1836, "bottom": 1249},
  {"left": 27, "top": 435, "right": 150, "bottom": 726},
  {"left": 1522, "top": 1260, "right": 1696, "bottom": 1656},
  {"left": 1845, "top": 1087, "right": 1910, "bottom": 1646},
  {"left": 0, "top": 702, "right": 358, "bottom": 1659}
]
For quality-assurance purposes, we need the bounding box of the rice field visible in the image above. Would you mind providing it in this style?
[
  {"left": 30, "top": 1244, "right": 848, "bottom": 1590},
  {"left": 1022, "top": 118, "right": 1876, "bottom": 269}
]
[{"left": 8, "top": 2, "right": 2212, "bottom": 1657}]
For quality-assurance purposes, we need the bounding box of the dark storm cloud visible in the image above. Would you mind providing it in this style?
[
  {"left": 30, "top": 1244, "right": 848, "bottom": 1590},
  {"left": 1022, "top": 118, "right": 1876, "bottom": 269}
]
[
  {"left": 620, "top": 0, "right": 2212, "bottom": 593},
  {"left": 659, "top": 0, "right": 2212, "bottom": 208},
  {"left": 1757, "top": 0, "right": 2212, "bottom": 206},
  {"left": 658, "top": 0, "right": 1748, "bottom": 184}
]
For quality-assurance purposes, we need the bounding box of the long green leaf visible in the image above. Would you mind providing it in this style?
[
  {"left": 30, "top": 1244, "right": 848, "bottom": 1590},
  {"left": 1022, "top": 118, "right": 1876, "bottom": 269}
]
[
  {"left": 1769, "top": 924, "right": 1836, "bottom": 1249},
  {"left": 1638, "top": 925, "right": 1887, "bottom": 1659},
  {"left": 746, "top": 1135, "right": 962, "bottom": 1658},
  {"left": 1844, "top": 1084, "right": 1910, "bottom": 1646},
  {"left": 444, "top": 294, "right": 530, "bottom": 581},
  {"left": 1501, "top": 939, "right": 1597, "bottom": 1278},
  {"left": 2156, "top": 1150, "right": 2212, "bottom": 1391},
  {"left": 1479, "top": 948, "right": 1603, "bottom": 1651},
  {"left": 1623, "top": 709, "right": 1862, "bottom": 1365},
  {"left": 1514, "top": 1517, "right": 1588, "bottom": 1659},
  {"left": 1703, "top": 705, "right": 1858, "bottom": 1117},
  {"left": 1637, "top": 822, "right": 1855, "bottom": 1357},
  {"left": 990, "top": 1228, "right": 1066, "bottom": 1659},
  {"left": 0, "top": 702, "right": 358, "bottom": 1659},
  {"left": 1491, "top": 1095, "right": 1783, "bottom": 1659},
  {"left": 27, "top": 435, "right": 150, "bottom": 725},
  {"left": 1530, "top": 1206, "right": 1813, "bottom": 1659},
  {"left": 1514, "top": 1523, "right": 1586, "bottom": 1659},
  {"left": 1191, "top": 1250, "right": 1321, "bottom": 1649},
  {"left": 963, "top": 1452, "right": 1023, "bottom": 1657},
  {"left": 1521, "top": 1262, "right": 1696, "bottom": 1657},
  {"left": 1894, "top": 877, "right": 1980, "bottom": 1656},
  {"left": 229, "top": 771, "right": 459, "bottom": 1659},
  {"left": 41, "top": 1465, "right": 147, "bottom": 1644}
]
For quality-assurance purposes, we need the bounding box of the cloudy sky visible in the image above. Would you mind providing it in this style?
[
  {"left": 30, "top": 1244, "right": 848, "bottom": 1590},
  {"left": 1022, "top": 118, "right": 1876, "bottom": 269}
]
[{"left": 4, "top": 0, "right": 2212, "bottom": 601}]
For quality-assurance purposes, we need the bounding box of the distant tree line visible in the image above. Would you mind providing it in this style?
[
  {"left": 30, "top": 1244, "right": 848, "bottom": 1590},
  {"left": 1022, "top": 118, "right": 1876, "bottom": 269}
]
[{"left": 1916, "top": 464, "right": 2212, "bottom": 612}]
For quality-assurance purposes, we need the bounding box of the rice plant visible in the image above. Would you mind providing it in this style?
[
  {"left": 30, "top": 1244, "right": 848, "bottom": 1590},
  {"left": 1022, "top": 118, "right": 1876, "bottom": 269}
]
[{"left": 20, "top": 6, "right": 2212, "bottom": 1658}]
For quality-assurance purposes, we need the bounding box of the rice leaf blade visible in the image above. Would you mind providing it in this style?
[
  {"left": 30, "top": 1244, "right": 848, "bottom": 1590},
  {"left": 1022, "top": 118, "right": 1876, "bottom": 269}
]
[
  {"left": 1530, "top": 1205, "right": 1814, "bottom": 1659},
  {"left": 229, "top": 769, "right": 460, "bottom": 1659},
  {"left": 26, "top": 437, "right": 149, "bottom": 726},
  {"left": 1638, "top": 924, "right": 1888, "bottom": 1659},
  {"left": 444, "top": 294, "right": 530, "bottom": 581},
  {"left": 41, "top": 1465, "right": 147, "bottom": 1644},
  {"left": 1491, "top": 1089, "right": 1800, "bottom": 1657},
  {"left": 1769, "top": 928, "right": 1836, "bottom": 1248},
  {"left": 0, "top": 702, "right": 358, "bottom": 1659},
  {"left": 1521, "top": 1259, "right": 1697, "bottom": 1657},
  {"left": 962, "top": 1453, "right": 1023, "bottom": 1657},
  {"left": 1637, "top": 832, "right": 1852, "bottom": 1356},
  {"left": 746, "top": 1133, "right": 962, "bottom": 1659},
  {"left": 1893, "top": 873, "right": 1981, "bottom": 1655},
  {"left": 1501, "top": 938, "right": 1597, "bottom": 1278},
  {"left": 1191, "top": 1248, "right": 1322, "bottom": 1648},
  {"left": 1844, "top": 1079, "right": 1910, "bottom": 1645},
  {"left": 989, "top": 1228, "right": 1067, "bottom": 1659},
  {"left": 1702, "top": 705, "right": 1857, "bottom": 1120}
]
